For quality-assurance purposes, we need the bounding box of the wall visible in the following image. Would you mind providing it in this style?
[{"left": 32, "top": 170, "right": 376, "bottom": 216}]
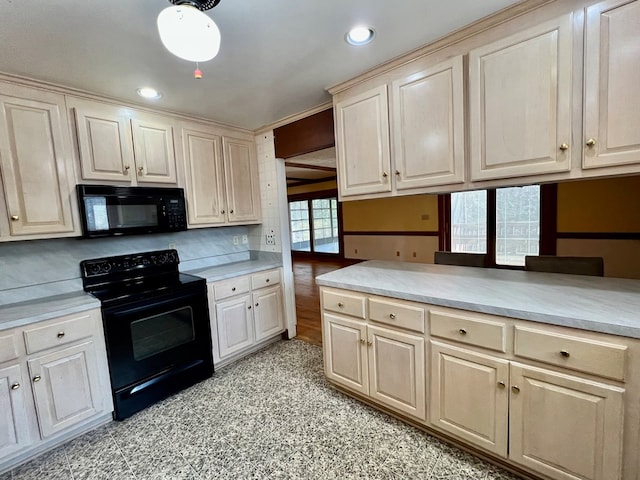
[
  {"left": 0, "top": 226, "right": 250, "bottom": 304},
  {"left": 556, "top": 176, "right": 640, "bottom": 279},
  {"left": 287, "top": 179, "right": 337, "bottom": 197},
  {"left": 342, "top": 194, "right": 440, "bottom": 263}
]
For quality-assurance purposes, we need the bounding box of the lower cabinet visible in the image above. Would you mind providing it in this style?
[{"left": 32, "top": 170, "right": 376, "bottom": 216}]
[
  {"left": 209, "top": 269, "right": 285, "bottom": 365},
  {"left": 0, "top": 309, "right": 113, "bottom": 469},
  {"left": 321, "top": 287, "right": 634, "bottom": 480}
]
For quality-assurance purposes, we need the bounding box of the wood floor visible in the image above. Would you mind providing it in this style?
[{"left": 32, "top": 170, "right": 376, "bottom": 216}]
[{"left": 292, "top": 256, "right": 360, "bottom": 346}]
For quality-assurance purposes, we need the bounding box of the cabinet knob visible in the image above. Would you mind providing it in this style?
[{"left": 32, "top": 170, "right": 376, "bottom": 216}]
[
  {"left": 248, "top": 305, "right": 252, "bottom": 310},
  {"left": 337, "top": 302, "right": 344, "bottom": 308},
  {"left": 57, "top": 331, "right": 65, "bottom": 339},
  {"left": 11, "top": 215, "right": 19, "bottom": 221},
  {"left": 586, "top": 138, "right": 596, "bottom": 147},
  {"left": 221, "top": 210, "right": 225, "bottom": 214},
  {"left": 559, "top": 143, "right": 569, "bottom": 151},
  {"left": 497, "top": 381, "right": 506, "bottom": 389},
  {"left": 382, "top": 172, "right": 388, "bottom": 178},
  {"left": 560, "top": 350, "right": 570, "bottom": 358},
  {"left": 458, "top": 328, "right": 467, "bottom": 335},
  {"left": 359, "top": 338, "right": 366, "bottom": 345},
  {"left": 33, "top": 375, "right": 42, "bottom": 383},
  {"left": 511, "top": 385, "right": 520, "bottom": 394},
  {"left": 389, "top": 313, "right": 396, "bottom": 320},
  {"left": 395, "top": 170, "right": 400, "bottom": 176},
  {"left": 230, "top": 209, "right": 234, "bottom": 214},
  {"left": 231, "top": 287, "right": 236, "bottom": 292},
  {"left": 124, "top": 165, "right": 131, "bottom": 174},
  {"left": 255, "top": 302, "right": 259, "bottom": 307},
  {"left": 367, "top": 341, "right": 373, "bottom": 347},
  {"left": 138, "top": 166, "right": 144, "bottom": 174},
  {"left": 266, "top": 278, "right": 270, "bottom": 283},
  {"left": 11, "top": 383, "right": 20, "bottom": 390}
]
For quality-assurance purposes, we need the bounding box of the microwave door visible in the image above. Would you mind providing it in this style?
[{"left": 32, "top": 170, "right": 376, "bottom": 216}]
[{"left": 108, "top": 196, "right": 159, "bottom": 230}]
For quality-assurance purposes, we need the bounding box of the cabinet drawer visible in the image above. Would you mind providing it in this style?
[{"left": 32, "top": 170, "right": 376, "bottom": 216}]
[
  {"left": 23, "top": 312, "right": 95, "bottom": 355},
  {"left": 251, "top": 269, "right": 281, "bottom": 290},
  {"left": 369, "top": 298, "right": 425, "bottom": 333},
  {"left": 322, "top": 290, "right": 366, "bottom": 319},
  {"left": 0, "top": 331, "right": 20, "bottom": 363},
  {"left": 514, "top": 326, "right": 627, "bottom": 381},
  {"left": 430, "top": 310, "right": 506, "bottom": 352},
  {"left": 213, "top": 276, "right": 251, "bottom": 300}
]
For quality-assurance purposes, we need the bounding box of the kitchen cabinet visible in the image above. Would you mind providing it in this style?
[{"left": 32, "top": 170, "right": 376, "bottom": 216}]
[
  {"left": 182, "top": 124, "right": 261, "bottom": 226},
  {"left": 583, "top": 0, "right": 640, "bottom": 171},
  {"left": 209, "top": 269, "right": 284, "bottom": 366},
  {"left": 468, "top": 13, "right": 574, "bottom": 181},
  {"left": 0, "top": 308, "right": 113, "bottom": 470},
  {"left": 69, "top": 97, "right": 177, "bottom": 185},
  {"left": 0, "top": 83, "right": 77, "bottom": 240},
  {"left": 322, "top": 289, "right": 426, "bottom": 421}
]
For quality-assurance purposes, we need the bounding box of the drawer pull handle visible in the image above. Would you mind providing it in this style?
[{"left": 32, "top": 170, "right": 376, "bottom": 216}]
[
  {"left": 232, "top": 287, "right": 236, "bottom": 292},
  {"left": 11, "top": 383, "right": 20, "bottom": 390},
  {"left": 33, "top": 375, "right": 42, "bottom": 383},
  {"left": 266, "top": 278, "right": 270, "bottom": 283},
  {"left": 367, "top": 341, "right": 373, "bottom": 347},
  {"left": 389, "top": 313, "right": 396, "bottom": 320},
  {"left": 497, "top": 381, "right": 506, "bottom": 389},
  {"left": 57, "top": 331, "right": 65, "bottom": 338},
  {"left": 511, "top": 385, "right": 520, "bottom": 394},
  {"left": 458, "top": 328, "right": 467, "bottom": 335},
  {"left": 560, "top": 350, "right": 570, "bottom": 358},
  {"left": 337, "top": 302, "right": 344, "bottom": 308}
]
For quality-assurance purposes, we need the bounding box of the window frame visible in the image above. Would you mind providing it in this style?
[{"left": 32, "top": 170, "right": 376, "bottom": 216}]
[{"left": 438, "top": 184, "right": 557, "bottom": 268}]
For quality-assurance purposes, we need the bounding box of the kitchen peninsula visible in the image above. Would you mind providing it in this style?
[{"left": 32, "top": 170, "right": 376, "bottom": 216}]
[{"left": 317, "top": 261, "right": 640, "bottom": 480}]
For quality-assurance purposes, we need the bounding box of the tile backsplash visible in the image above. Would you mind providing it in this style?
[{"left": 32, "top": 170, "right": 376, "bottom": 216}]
[{"left": 0, "top": 226, "right": 250, "bottom": 304}]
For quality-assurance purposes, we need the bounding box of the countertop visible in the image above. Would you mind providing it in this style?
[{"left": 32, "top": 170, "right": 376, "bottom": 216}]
[
  {"left": 0, "top": 258, "right": 282, "bottom": 331},
  {"left": 316, "top": 260, "right": 640, "bottom": 339}
]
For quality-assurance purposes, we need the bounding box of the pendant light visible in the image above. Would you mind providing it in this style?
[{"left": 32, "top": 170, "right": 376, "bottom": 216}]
[{"left": 157, "top": 0, "right": 222, "bottom": 69}]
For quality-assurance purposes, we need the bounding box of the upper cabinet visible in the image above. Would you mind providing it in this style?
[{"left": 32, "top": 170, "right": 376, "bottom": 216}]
[
  {"left": 68, "top": 97, "right": 177, "bottom": 185},
  {"left": 335, "top": 84, "right": 391, "bottom": 197},
  {"left": 334, "top": 55, "right": 465, "bottom": 200},
  {"left": 468, "top": 14, "right": 574, "bottom": 181},
  {"left": 181, "top": 123, "right": 260, "bottom": 227},
  {"left": 0, "top": 83, "right": 78, "bottom": 240},
  {"left": 583, "top": 0, "right": 640, "bottom": 170}
]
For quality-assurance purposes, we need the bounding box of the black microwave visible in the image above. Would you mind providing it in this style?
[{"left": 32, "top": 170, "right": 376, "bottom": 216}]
[{"left": 77, "top": 185, "right": 187, "bottom": 238}]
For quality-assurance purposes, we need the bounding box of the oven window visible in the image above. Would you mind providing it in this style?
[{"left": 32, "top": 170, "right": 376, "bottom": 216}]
[{"left": 130, "top": 307, "right": 195, "bottom": 361}]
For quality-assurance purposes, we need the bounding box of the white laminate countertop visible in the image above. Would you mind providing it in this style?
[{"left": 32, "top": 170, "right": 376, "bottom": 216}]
[
  {"left": 0, "top": 259, "right": 282, "bottom": 331},
  {"left": 316, "top": 260, "right": 640, "bottom": 339}
]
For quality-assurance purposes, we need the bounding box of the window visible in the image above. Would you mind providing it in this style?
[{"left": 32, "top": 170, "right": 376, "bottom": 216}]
[
  {"left": 449, "top": 185, "right": 543, "bottom": 267},
  {"left": 288, "top": 195, "right": 340, "bottom": 255}
]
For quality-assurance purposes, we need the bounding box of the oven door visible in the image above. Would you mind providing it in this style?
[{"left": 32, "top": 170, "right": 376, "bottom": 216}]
[{"left": 102, "top": 285, "right": 213, "bottom": 392}]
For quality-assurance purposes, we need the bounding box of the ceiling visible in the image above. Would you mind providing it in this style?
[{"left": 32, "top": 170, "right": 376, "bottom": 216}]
[
  {"left": 0, "top": 0, "right": 523, "bottom": 131},
  {"left": 285, "top": 147, "right": 337, "bottom": 187}
]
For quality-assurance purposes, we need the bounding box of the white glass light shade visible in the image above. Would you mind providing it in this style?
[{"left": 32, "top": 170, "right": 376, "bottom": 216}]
[{"left": 157, "top": 5, "right": 221, "bottom": 62}]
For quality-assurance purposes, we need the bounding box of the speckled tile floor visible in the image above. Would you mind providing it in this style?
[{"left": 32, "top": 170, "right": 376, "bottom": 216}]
[{"left": 3, "top": 340, "right": 525, "bottom": 480}]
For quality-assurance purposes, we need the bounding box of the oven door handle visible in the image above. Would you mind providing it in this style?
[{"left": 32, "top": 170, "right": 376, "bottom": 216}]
[{"left": 125, "top": 359, "right": 205, "bottom": 397}]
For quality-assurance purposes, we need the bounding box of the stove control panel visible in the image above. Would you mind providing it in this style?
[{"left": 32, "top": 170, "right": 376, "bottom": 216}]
[{"left": 81, "top": 249, "right": 179, "bottom": 279}]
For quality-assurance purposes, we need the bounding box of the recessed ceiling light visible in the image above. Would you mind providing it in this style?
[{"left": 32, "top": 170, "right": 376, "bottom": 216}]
[
  {"left": 346, "top": 26, "right": 375, "bottom": 46},
  {"left": 137, "top": 87, "right": 162, "bottom": 100}
]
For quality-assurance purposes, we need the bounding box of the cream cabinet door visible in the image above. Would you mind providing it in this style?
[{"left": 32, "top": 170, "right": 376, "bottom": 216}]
[
  {"left": 214, "top": 294, "right": 254, "bottom": 360},
  {"left": 335, "top": 85, "right": 392, "bottom": 197},
  {"left": 0, "top": 89, "right": 76, "bottom": 236},
  {"left": 322, "top": 313, "right": 368, "bottom": 396},
  {"left": 131, "top": 114, "right": 177, "bottom": 184},
  {"left": 469, "top": 14, "right": 574, "bottom": 181},
  {"left": 252, "top": 285, "right": 284, "bottom": 342},
  {"left": 28, "top": 341, "right": 103, "bottom": 438},
  {"left": 509, "top": 362, "right": 624, "bottom": 480},
  {"left": 182, "top": 127, "right": 226, "bottom": 225},
  {"left": 222, "top": 136, "right": 261, "bottom": 223},
  {"left": 0, "top": 364, "right": 32, "bottom": 460},
  {"left": 583, "top": 0, "right": 640, "bottom": 170},
  {"left": 367, "top": 325, "right": 425, "bottom": 421},
  {"left": 430, "top": 341, "right": 508, "bottom": 457},
  {"left": 391, "top": 56, "right": 465, "bottom": 190},
  {"left": 69, "top": 98, "right": 134, "bottom": 182}
]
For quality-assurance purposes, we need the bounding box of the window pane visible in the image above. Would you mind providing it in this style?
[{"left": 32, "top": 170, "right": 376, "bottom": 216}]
[
  {"left": 496, "top": 185, "right": 540, "bottom": 266},
  {"left": 311, "top": 198, "right": 339, "bottom": 254},
  {"left": 451, "top": 190, "right": 487, "bottom": 253},
  {"left": 289, "top": 201, "right": 310, "bottom": 252}
]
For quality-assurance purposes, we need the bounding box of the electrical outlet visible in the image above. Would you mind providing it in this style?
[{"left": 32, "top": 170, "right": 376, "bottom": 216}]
[
  {"left": 242, "top": 234, "right": 248, "bottom": 244},
  {"left": 266, "top": 233, "right": 276, "bottom": 245},
  {"left": 232, "top": 236, "right": 239, "bottom": 246}
]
